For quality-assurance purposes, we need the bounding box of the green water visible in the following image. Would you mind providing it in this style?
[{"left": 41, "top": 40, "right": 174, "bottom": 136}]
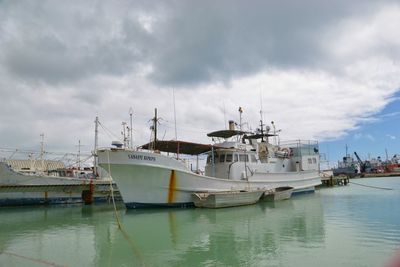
[{"left": 1, "top": 178, "right": 400, "bottom": 267}]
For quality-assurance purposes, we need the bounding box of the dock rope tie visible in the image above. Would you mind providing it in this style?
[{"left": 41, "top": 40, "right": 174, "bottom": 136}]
[
  {"left": 349, "top": 181, "right": 394, "bottom": 191},
  {"left": 106, "top": 150, "right": 147, "bottom": 266}
]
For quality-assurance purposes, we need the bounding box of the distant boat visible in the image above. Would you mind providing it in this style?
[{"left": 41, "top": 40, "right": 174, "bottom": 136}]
[
  {"left": 332, "top": 145, "right": 358, "bottom": 177},
  {"left": 192, "top": 190, "right": 264, "bottom": 208},
  {"left": 98, "top": 109, "right": 321, "bottom": 209}
]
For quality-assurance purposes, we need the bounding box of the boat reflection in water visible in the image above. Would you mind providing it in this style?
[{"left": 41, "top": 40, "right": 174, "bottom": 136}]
[
  {"left": 0, "top": 195, "right": 324, "bottom": 266},
  {"left": 105, "top": 195, "right": 325, "bottom": 266}
]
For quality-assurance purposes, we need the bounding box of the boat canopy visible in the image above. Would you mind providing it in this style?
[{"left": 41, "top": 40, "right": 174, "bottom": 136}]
[
  {"left": 140, "top": 140, "right": 219, "bottom": 155},
  {"left": 207, "top": 130, "right": 248, "bottom": 138},
  {"left": 243, "top": 133, "right": 276, "bottom": 139}
]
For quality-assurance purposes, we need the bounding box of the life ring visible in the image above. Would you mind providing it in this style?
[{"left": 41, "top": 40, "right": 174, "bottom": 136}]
[
  {"left": 281, "top": 148, "right": 291, "bottom": 158},
  {"left": 259, "top": 144, "right": 269, "bottom": 158}
]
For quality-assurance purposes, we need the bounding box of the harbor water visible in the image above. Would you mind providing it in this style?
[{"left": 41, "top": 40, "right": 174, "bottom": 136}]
[{"left": 1, "top": 177, "right": 400, "bottom": 267}]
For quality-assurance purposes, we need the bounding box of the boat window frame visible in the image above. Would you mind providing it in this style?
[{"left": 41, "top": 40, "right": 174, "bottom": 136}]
[
  {"left": 239, "top": 154, "right": 248, "bottom": 162},
  {"left": 226, "top": 154, "right": 233, "bottom": 163},
  {"left": 219, "top": 154, "right": 226, "bottom": 163}
]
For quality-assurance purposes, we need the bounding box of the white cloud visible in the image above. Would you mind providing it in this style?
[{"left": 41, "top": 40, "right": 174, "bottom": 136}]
[
  {"left": 0, "top": 1, "right": 399, "bottom": 156},
  {"left": 386, "top": 134, "right": 396, "bottom": 140}
]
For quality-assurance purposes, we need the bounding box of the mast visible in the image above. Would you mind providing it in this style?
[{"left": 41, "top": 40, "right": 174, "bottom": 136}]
[
  {"left": 152, "top": 108, "right": 158, "bottom": 150},
  {"left": 78, "top": 139, "right": 81, "bottom": 170},
  {"left": 122, "top": 122, "right": 127, "bottom": 148},
  {"left": 93, "top": 116, "right": 99, "bottom": 177},
  {"left": 40, "top": 133, "right": 45, "bottom": 172},
  {"left": 271, "top": 121, "right": 276, "bottom": 145},
  {"left": 259, "top": 110, "right": 265, "bottom": 142}
]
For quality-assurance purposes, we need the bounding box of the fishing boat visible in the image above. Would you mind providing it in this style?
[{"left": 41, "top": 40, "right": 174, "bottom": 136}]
[
  {"left": 0, "top": 119, "right": 120, "bottom": 207},
  {"left": 261, "top": 186, "right": 293, "bottom": 202},
  {"left": 0, "top": 159, "right": 119, "bottom": 206},
  {"left": 192, "top": 190, "right": 264, "bottom": 208},
  {"left": 97, "top": 109, "right": 321, "bottom": 209}
]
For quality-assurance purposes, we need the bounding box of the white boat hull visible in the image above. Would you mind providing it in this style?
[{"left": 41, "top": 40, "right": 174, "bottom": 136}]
[
  {"left": 98, "top": 150, "right": 321, "bottom": 208},
  {"left": 192, "top": 190, "right": 264, "bottom": 208}
]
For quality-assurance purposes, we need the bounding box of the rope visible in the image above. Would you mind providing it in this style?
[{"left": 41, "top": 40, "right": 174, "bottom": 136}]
[
  {"left": 349, "top": 181, "right": 394, "bottom": 190},
  {"left": 106, "top": 150, "right": 122, "bottom": 229},
  {"left": 1, "top": 251, "right": 67, "bottom": 267},
  {"left": 106, "top": 150, "right": 148, "bottom": 266}
]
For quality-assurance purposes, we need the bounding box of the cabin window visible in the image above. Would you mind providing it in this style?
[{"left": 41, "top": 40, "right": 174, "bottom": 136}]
[
  {"left": 226, "top": 154, "right": 233, "bottom": 162},
  {"left": 220, "top": 154, "right": 226, "bottom": 163},
  {"left": 250, "top": 154, "right": 257, "bottom": 162},
  {"left": 312, "top": 158, "right": 317, "bottom": 163},
  {"left": 234, "top": 154, "right": 239, "bottom": 162},
  {"left": 207, "top": 154, "right": 219, "bottom": 163},
  {"left": 239, "top": 154, "right": 248, "bottom": 162},
  {"left": 308, "top": 158, "right": 312, "bottom": 164}
]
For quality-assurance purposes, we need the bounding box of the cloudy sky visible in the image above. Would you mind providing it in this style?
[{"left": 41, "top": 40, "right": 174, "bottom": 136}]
[{"left": 0, "top": 0, "right": 399, "bottom": 166}]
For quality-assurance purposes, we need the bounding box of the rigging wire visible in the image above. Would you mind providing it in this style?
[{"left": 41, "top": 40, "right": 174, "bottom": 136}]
[{"left": 98, "top": 121, "right": 121, "bottom": 141}]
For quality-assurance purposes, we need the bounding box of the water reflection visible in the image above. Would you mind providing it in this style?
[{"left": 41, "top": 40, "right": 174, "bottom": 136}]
[
  {"left": 1, "top": 180, "right": 400, "bottom": 266},
  {"left": 0, "top": 195, "right": 325, "bottom": 266},
  {"left": 107, "top": 195, "right": 325, "bottom": 266}
]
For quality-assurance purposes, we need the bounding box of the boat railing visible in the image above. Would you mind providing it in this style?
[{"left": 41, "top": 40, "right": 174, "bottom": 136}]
[{"left": 278, "top": 140, "right": 319, "bottom": 157}]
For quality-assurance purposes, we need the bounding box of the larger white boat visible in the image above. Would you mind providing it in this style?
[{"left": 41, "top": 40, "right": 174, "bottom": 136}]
[{"left": 98, "top": 118, "right": 321, "bottom": 209}]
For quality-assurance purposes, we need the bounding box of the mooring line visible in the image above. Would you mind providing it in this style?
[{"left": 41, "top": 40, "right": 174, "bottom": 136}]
[
  {"left": 106, "top": 150, "right": 148, "bottom": 266},
  {"left": 349, "top": 181, "right": 394, "bottom": 191},
  {"left": 1, "top": 251, "right": 67, "bottom": 267}
]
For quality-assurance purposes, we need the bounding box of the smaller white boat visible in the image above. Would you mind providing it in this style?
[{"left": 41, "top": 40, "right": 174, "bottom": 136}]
[
  {"left": 261, "top": 186, "right": 293, "bottom": 202},
  {"left": 192, "top": 190, "right": 264, "bottom": 208}
]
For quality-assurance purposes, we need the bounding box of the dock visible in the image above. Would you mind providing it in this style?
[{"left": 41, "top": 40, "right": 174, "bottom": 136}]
[{"left": 320, "top": 173, "right": 349, "bottom": 187}]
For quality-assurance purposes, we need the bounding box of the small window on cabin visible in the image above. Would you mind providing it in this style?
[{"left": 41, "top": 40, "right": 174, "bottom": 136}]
[
  {"left": 308, "top": 158, "right": 312, "bottom": 164},
  {"left": 220, "top": 154, "right": 226, "bottom": 163},
  {"left": 312, "top": 158, "right": 317, "bottom": 163},
  {"left": 251, "top": 154, "right": 257, "bottom": 162},
  {"left": 207, "top": 155, "right": 212, "bottom": 163},
  {"left": 239, "top": 154, "right": 248, "bottom": 162},
  {"left": 214, "top": 155, "right": 219, "bottom": 163},
  {"left": 234, "top": 154, "right": 239, "bottom": 162},
  {"left": 226, "top": 154, "right": 233, "bottom": 162}
]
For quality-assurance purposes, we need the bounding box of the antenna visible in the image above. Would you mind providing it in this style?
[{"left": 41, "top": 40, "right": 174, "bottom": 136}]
[
  {"left": 173, "top": 88, "right": 177, "bottom": 140},
  {"left": 223, "top": 102, "right": 227, "bottom": 129},
  {"left": 238, "top": 107, "right": 243, "bottom": 131},
  {"left": 129, "top": 107, "right": 133, "bottom": 149}
]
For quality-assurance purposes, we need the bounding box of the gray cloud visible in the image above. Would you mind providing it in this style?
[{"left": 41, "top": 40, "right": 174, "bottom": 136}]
[
  {"left": 0, "top": 0, "right": 156, "bottom": 85},
  {"left": 148, "top": 0, "right": 391, "bottom": 86},
  {"left": 1, "top": 0, "right": 395, "bottom": 87}
]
